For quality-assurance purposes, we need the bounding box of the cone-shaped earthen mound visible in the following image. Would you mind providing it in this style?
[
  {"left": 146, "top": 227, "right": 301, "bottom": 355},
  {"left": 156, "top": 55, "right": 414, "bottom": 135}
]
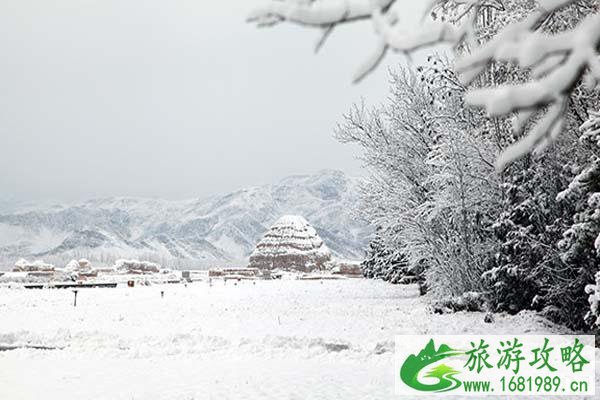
[{"left": 249, "top": 215, "right": 332, "bottom": 271}]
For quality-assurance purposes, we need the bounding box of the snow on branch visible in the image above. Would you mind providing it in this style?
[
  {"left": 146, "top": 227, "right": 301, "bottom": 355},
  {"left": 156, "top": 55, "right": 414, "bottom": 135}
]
[
  {"left": 248, "top": 0, "right": 600, "bottom": 169},
  {"left": 463, "top": 11, "right": 600, "bottom": 169},
  {"left": 247, "top": 0, "right": 395, "bottom": 27}
]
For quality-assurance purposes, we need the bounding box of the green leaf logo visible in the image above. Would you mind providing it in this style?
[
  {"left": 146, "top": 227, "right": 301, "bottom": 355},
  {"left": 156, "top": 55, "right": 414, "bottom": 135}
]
[{"left": 400, "top": 339, "right": 464, "bottom": 393}]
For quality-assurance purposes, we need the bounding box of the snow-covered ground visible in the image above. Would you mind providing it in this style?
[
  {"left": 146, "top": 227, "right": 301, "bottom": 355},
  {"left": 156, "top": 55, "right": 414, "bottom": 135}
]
[{"left": 0, "top": 280, "right": 596, "bottom": 399}]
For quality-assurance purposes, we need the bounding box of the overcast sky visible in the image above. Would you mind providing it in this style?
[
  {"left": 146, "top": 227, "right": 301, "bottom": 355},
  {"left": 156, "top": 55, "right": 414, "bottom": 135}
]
[{"left": 0, "top": 0, "right": 427, "bottom": 203}]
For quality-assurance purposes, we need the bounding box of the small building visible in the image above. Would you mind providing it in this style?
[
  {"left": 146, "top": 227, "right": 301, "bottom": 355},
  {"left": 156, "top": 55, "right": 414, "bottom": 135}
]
[
  {"left": 13, "top": 259, "right": 55, "bottom": 273},
  {"left": 208, "top": 268, "right": 224, "bottom": 277},
  {"left": 208, "top": 267, "right": 260, "bottom": 278},
  {"left": 27, "top": 271, "right": 55, "bottom": 279},
  {"left": 182, "top": 271, "right": 191, "bottom": 281},
  {"left": 331, "top": 261, "right": 362, "bottom": 277},
  {"left": 114, "top": 259, "right": 160, "bottom": 274}
]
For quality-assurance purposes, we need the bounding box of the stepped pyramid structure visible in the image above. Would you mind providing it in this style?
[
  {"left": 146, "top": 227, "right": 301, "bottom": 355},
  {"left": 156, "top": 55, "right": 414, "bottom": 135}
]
[{"left": 249, "top": 215, "right": 332, "bottom": 271}]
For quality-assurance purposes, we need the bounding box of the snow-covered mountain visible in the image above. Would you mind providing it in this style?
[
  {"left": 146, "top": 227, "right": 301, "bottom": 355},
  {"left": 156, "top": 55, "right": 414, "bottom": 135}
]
[{"left": 0, "top": 170, "right": 370, "bottom": 269}]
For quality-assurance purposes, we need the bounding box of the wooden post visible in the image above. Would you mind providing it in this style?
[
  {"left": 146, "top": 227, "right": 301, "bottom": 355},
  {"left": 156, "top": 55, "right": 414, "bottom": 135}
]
[{"left": 73, "top": 290, "right": 78, "bottom": 307}]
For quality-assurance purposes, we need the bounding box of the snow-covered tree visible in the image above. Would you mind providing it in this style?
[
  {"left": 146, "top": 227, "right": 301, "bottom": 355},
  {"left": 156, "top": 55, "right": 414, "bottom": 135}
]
[
  {"left": 249, "top": 0, "right": 600, "bottom": 168},
  {"left": 422, "top": 108, "right": 500, "bottom": 297},
  {"left": 557, "top": 110, "right": 600, "bottom": 328},
  {"left": 336, "top": 61, "right": 440, "bottom": 284},
  {"left": 483, "top": 150, "right": 576, "bottom": 315},
  {"left": 361, "top": 229, "right": 414, "bottom": 284},
  {"left": 337, "top": 56, "right": 499, "bottom": 298}
]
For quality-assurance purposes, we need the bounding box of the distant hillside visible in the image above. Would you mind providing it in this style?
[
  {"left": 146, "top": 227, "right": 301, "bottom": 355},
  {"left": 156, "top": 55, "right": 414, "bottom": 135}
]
[{"left": 0, "top": 170, "right": 371, "bottom": 269}]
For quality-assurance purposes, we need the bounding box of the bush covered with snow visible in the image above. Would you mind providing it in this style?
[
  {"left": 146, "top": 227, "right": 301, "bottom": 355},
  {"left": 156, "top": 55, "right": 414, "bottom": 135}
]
[
  {"left": 64, "top": 259, "right": 92, "bottom": 272},
  {"left": 585, "top": 271, "right": 600, "bottom": 327},
  {"left": 430, "top": 292, "right": 487, "bottom": 314},
  {"left": 360, "top": 230, "right": 416, "bottom": 285}
]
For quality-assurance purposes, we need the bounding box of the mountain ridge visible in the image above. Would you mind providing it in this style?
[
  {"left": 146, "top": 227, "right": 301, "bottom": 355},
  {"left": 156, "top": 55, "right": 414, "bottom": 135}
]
[{"left": 0, "top": 170, "right": 371, "bottom": 269}]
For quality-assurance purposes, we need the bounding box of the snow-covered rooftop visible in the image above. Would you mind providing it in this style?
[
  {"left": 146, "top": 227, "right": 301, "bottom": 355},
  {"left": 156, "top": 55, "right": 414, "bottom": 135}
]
[{"left": 249, "top": 215, "right": 331, "bottom": 271}]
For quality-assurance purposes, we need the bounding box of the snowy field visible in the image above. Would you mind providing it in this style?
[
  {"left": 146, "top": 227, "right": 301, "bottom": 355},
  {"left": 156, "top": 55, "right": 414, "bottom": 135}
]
[{"left": 0, "top": 279, "right": 596, "bottom": 399}]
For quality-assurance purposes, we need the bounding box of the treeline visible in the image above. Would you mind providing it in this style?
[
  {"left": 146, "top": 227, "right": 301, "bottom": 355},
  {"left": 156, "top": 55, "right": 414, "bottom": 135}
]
[{"left": 337, "top": 0, "right": 600, "bottom": 331}]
